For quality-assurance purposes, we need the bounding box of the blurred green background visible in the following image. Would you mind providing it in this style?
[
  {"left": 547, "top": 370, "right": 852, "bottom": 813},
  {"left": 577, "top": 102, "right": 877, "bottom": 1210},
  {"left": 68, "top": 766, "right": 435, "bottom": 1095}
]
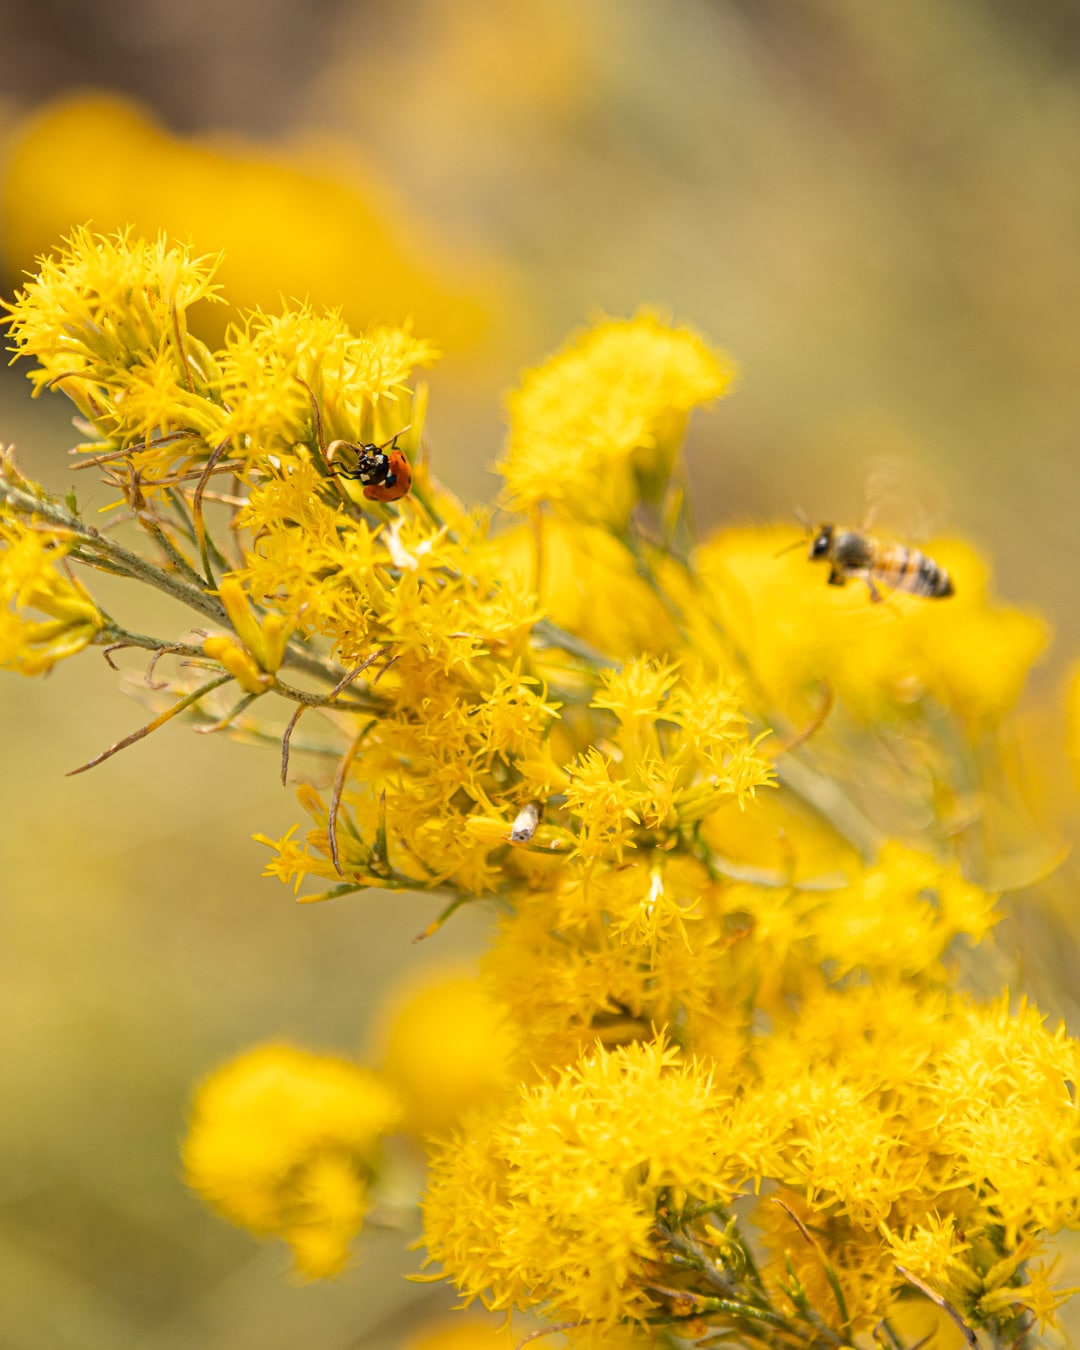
[{"left": 2, "top": 1, "right": 1080, "bottom": 1346}]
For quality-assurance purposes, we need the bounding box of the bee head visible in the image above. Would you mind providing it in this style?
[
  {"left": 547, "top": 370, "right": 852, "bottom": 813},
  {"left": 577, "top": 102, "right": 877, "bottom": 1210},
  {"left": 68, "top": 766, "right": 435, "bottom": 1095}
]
[{"left": 809, "top": 525, "right": 834, "bottom": 559}]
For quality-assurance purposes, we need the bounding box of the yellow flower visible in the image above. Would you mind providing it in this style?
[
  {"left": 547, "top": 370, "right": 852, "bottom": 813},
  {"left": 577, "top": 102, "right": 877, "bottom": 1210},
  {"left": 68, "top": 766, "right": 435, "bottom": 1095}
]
[
  {"left": 422, "top": 1038, "right": 771, "bottom": 1329},
  {"left": 3, "top": 224, "right": 226, "bottom": 443},
  {"left": 499, "top": 313, "right": 736, "bottom": 527},
  {"left": 815, "top": 841, "right": 999, "bottom": 978},
  {"left": 884, "top": 1214, "right": 980, "bottom": 1317},
  {"left": 218, "top": 301, "right": 436, "bottom": 466},
  {"left": 1067, "top": 660, "right": 1080, "bottom": 788},
  {"left": 183, "top": 1042, "right": 401, "bottom": 1278},
  {"left": 928, "top": 996, "right": 1080, "bottom": 1245},
  {"left": 375, "top": 970, "right": 517, "bottom": 1137},
  {"left": 3, "top": 93, "right": 500, "bottom": 351},
  {"left": 204, "top": 575, "right": 295, "bottom": 689},
  {"left": 0, "top": 515, "right": 105, "bottom": 674},
  {"left": 401, "top": 1317, "right": 523, "bottom": 1350},
  {"left": 9, "top": 237, "right": 1080, "bottom": 1341},
  {"left": 753, "top": 1188, "right": 899, "bottom": 1334},
  {"left": 485, "top": 515, "right": 683, "bottom": 660}
]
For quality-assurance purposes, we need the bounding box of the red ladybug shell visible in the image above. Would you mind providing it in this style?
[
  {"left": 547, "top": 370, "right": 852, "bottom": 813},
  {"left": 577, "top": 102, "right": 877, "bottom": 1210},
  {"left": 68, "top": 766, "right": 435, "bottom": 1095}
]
[{"left": 362, "top": 448, "right": 412, "bottom": 502}]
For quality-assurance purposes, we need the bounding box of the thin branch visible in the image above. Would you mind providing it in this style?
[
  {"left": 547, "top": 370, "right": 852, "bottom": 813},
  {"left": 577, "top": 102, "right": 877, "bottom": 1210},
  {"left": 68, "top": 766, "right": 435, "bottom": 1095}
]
[
  {"left": 144, "top": 462, "right": 247, "bottom": 488},
  {"left": 414, "top": 892, "right": 475, "bottom": 942},
  {"left": 773, "top": 1198, "right": 850, "bottom": 1333},
  {"left": 67, "top": 673, "right": 234, "bottom": 775},
  {"left": 895, "top": 1267, "right": 978, "bottom": 1349},
  {"left": 279, "top": 649, "right": 390, "bottom": 784},
  {"left": 96, "top": 632, "right": 206, "bottom": 684},
  {"left": 773, "top": 755, "right": 884, "bottom": 861},
  {"left": 193, "top": 690, "right": 263, "bottom": 734},
  {"left": 271, "top": 673, "right": 381, "bottom": 712},
  {"left": 135, "top": 508, "right": 206, "bottom": 589},
  {"left": 0, "top": 481, "right": 353, "bottom": 691},
  {"left": 371, "top": 789, "right": 390, "bottom": 875},
  {"left": 171, "top": 298, "right": 195, "bottom": 395},
  {"left": 769, "top": 681, "right": 835, "bottom": 758},
  {"left": 516, "top": 1323, "right": 587, "bottom": 1349},
  {"left": 296, "top": 376, "right": 332, "bottom": 475},
  {"left": 40, "top": 370, "right": 90, "bottom": 392},
  {"left": 329, "top": 730, "right": 365, "bottom": 875},
  {"left": 532, "top": 617, "right": 620, "bottom": 669},
  {"left": 69, "top": 430, "right": 199, "bottom": 470},
  {"left": 280, "top": 705, "right": 306, "bottom": 785},
  {"left": 192, "top": 438, "right": 231, "bottom": 584},
  {"left": 642, "top": 1282, "right": 793, "bottom": 1332},
  {"left": 0, "top": 478, "right": 231, "bottom": 627},
  {"left": 708, "top": 855, "right": 847, "bottom": 891}
]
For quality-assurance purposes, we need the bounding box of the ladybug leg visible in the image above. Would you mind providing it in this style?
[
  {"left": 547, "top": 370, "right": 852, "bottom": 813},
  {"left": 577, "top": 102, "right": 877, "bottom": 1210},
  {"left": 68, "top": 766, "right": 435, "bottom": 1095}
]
[{"left": 373, "top": 423, "right": 411, "bottom": 453}]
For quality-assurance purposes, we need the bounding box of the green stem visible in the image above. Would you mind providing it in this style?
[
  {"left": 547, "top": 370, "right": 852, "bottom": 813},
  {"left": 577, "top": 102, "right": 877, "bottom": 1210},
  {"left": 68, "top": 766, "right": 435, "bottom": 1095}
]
[
  {"left": 532, "top": 617, "right": 620, "bottom": 669},
  {"left": 0, "top": 476, "right": 231, "bottom": 627},
  {"left": 135, "top": 510, "right": 208, "bottom": 589},
  {"left": 774, "top": 755, "right": 883, "bottom": 860},
  {"left": 8, "top": 482, "right": 369, "bottom": 691}
]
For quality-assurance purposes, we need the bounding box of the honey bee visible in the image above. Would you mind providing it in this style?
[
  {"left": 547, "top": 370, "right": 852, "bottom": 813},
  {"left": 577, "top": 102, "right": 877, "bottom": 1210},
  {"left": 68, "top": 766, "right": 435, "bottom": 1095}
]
[{"left": 807, "top": 523, "right": 954, "bottom": 602}]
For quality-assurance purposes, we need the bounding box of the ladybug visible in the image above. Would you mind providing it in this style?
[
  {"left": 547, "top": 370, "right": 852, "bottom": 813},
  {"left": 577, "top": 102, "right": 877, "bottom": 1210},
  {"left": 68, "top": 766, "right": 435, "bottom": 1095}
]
[{"left": 326, "top": 428, "right": 412, "bottom": 502}]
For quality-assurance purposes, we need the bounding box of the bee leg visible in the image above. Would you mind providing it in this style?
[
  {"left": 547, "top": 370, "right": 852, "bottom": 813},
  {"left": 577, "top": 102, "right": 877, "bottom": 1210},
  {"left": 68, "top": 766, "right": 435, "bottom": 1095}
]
[
  {"left": 864, "top": 576, "right": 883, "bottom": 603},
  {"left": 827, "top": 568, "right": 846, "bottom": 587}
]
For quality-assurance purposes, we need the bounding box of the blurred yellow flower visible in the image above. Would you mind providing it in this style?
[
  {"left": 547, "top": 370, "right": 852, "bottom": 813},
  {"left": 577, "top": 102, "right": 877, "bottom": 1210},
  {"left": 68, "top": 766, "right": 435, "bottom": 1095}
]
[
  {"left": 183, "top": 1042, "right": 401, "bottom": 1278},
  {"left": 401, "top": 1317, "right": 519, "bottom": 1350},
  {"left": 1063, "top": 661, "right": 1080, "bottom": 786},
  {"left": 698, "top": 525, "right": 1048, "bottom": 727},
  {"left": 485, "top": 515, "right": 683, "bottom": 659},
  {"left": 1, "top": 93, "right": 501, "bottom": 352},
  {"left": 376, "top": 970, "right": 516, "bottom": 1136}
]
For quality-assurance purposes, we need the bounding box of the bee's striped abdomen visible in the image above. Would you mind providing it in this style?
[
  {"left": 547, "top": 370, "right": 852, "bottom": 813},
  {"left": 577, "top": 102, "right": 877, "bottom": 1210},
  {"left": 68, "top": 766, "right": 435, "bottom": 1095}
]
[
  {"left": 876, "top": 544, "right": 953, "bottom": 598},
  {"left": 914, "top": 550, "right": 953, "bottom": 597}
]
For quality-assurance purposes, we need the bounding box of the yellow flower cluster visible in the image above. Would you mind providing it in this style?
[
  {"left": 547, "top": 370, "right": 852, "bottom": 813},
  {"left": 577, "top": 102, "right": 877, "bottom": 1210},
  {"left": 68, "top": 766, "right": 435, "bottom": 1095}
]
[
  {"left": 480, "top": 840, "right": 998, "bottom": 1077},
  {"left": 0, "top": 507, "right": 104, "bottom": 674},
  {"left": 424, "top": 990, "right": 1080, "bottom": 1343},
  {"left": 3, "top": 227, "right": 434, "bottom": 516},
  {"left": 499, "top": 312, "right": 736, "bottom": 527},
  {"left": 422, "top": 1040, "right": 766, "bottom": 1328},
  {"left": 184, "top": 1043, "right": 401, "bottom": 1278},
  {"left": 4, "top": 229, "right": 1078, "bottom": 1347},
  {"left": 4, "top": 226, "right": 225, "bottom": 434}
]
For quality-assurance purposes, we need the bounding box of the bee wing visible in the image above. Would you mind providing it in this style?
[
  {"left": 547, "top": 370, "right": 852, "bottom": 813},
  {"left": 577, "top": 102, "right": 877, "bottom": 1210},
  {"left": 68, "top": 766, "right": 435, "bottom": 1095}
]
[{"left": 862, "top": 455, "right": 951, "bottom": 541}]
